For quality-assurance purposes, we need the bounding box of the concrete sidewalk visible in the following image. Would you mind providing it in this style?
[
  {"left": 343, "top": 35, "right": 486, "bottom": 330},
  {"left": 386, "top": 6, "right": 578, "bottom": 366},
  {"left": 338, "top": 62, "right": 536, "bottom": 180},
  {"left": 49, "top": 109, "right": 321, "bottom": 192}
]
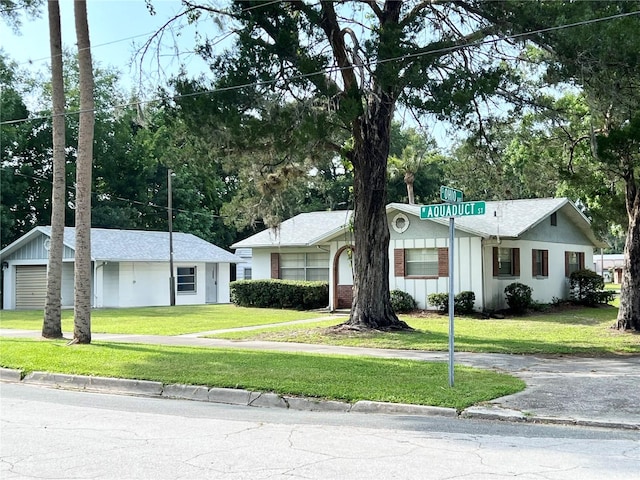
[{"left": 1, "top": 328, "right": 639, "bottom": 430}]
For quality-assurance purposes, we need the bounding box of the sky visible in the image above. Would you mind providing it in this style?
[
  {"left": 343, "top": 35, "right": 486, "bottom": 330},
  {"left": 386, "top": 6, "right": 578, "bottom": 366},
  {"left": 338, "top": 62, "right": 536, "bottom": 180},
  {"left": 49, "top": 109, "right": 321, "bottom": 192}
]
[
  {"left": 1, "top": 0, "right": 449, "bottom": 146},
  {"left": 1, "top": 0, "right": 212, "bottom": 91}
]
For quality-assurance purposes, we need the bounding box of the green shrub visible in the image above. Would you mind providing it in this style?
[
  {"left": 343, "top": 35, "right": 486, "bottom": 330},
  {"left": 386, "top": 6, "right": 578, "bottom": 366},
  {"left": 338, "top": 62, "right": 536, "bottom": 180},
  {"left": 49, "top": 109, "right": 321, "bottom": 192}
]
[
  {"left": 427, "top": 291, "right": 476, "bottom": 314},
  {"left": 390, "top": 290, "right": 417, "bottom": 313},
  {"left": 230, "top": 280, "right": 328, "bottom": 310},
  {"left": 569, "top": 269, "right": 613, "bottom": 306},
  {"left": 455, "top": 291, "right": 476, "bottom": 315},
  {"left": 504, "top": 282, "right": 533, "bottom": 314}
]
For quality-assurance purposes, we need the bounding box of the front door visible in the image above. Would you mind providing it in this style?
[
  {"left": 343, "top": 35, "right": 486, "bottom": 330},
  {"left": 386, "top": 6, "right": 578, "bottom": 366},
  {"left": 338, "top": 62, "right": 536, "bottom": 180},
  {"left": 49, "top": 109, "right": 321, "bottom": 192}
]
[
  {"left": 205, "top": 263, "right": 218, "bottom": 304},
  {"left": 333, "top": 246, "right": 354, "bottom": 310}
]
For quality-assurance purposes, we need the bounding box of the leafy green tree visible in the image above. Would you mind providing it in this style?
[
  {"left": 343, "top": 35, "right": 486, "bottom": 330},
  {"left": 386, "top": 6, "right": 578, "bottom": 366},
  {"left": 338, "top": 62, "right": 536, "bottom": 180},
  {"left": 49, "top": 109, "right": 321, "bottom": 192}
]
[
  {"left": 161, "top": 0, "right": 548, "bottom": 330},
  {"left": 388, "top": 124, "right": 443, "bottom": 205},
  {"left": 522, "top": 1, "right": 640, "bottom": 331},
  {"left": 0, "top": 0, "right": 43, "bottom": 29},
  {"left": 0, "top": 54, "right": 54, "bottom": 247}
]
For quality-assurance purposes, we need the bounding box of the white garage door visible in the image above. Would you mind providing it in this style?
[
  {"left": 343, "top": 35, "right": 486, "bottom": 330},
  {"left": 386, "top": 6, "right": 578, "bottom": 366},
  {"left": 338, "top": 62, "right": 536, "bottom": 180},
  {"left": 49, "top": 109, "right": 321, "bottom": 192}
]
[{"left": 15, "top": 265, "right": 47, "bottom": 309}]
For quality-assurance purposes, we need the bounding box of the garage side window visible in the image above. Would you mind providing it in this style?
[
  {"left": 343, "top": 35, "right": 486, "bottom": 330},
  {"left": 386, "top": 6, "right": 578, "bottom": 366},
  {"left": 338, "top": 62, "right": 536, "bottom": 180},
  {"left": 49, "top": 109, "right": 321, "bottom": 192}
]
[{"left": 177, "top": 266, "right": 197, "bottom": 293}]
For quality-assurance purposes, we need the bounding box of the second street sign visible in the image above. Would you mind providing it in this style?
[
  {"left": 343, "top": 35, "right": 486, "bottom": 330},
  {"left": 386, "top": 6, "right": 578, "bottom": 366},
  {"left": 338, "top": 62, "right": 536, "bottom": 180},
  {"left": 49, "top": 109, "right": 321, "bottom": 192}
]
[{"left": 420, "top": 201, "right": 486, "bottom": 219}]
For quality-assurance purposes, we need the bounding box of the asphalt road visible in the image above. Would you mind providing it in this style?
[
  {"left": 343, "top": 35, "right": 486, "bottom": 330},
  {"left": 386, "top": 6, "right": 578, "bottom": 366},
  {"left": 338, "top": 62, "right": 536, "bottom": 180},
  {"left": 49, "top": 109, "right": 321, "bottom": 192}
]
[{"left": 1, "top": 383, "right": 638, "bottom": 480}]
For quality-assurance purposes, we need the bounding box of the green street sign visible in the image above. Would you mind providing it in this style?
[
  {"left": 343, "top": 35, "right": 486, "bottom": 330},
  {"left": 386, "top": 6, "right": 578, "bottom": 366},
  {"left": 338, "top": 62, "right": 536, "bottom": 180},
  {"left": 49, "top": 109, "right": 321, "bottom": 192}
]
[
  {"left": 420, "top": 201, "right": 486, "bottom": 219},
  {"left": 440, "top": 185, "right": 463, "bottom": 203}
]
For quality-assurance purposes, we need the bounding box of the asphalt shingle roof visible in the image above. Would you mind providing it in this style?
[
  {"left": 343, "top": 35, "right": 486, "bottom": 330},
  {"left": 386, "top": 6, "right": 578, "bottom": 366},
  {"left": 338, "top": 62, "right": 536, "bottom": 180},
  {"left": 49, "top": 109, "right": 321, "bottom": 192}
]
[
  {"left": 232, "top": 198, "right": 605, "bottom": 248},
  {"left": 231, "top": 210, "right": 353, "bottom": 248},
  {"left": 36, "top": 227, "right": 241, "bottom": 263}
]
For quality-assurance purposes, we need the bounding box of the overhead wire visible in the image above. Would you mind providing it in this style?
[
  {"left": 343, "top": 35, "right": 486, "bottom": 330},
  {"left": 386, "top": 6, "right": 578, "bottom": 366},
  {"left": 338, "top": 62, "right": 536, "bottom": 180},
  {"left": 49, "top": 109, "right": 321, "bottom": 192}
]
[
  {"left": 1, "top": 7, "right": 638, "bottom": 127},
  {"left": 11, "top": 171, "right": 229, "bottom": 219}
]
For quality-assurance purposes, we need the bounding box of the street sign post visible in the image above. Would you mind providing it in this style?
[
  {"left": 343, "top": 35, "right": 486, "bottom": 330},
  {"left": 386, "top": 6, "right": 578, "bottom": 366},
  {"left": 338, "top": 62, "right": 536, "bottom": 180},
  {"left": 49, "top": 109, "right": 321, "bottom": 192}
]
[
  {"left": 421, "top": 189, "right": 487, "bottom": 387},
  {"left": 420, "top": 201, "right": 486, "bottom": 220},
  {"left": 440, "top": 185, "right": 463, "bottom": 203}
]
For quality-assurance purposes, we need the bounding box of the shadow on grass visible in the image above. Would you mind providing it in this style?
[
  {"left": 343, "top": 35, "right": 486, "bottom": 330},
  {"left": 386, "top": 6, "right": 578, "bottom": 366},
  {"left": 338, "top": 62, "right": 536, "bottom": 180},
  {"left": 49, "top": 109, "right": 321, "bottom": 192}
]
[{"left": 1, "top": 339, "right": 523, "bottom": 409}]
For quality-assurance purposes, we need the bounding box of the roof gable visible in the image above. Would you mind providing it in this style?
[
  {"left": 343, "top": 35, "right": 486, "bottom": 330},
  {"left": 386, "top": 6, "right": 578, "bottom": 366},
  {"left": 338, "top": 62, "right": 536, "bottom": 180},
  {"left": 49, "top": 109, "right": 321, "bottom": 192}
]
[
  {"left": 231, "top": 210, "right": 352, "bottom": 248},
  {"left": 388, "top": 198, "right": 605, "bottom": 247}
]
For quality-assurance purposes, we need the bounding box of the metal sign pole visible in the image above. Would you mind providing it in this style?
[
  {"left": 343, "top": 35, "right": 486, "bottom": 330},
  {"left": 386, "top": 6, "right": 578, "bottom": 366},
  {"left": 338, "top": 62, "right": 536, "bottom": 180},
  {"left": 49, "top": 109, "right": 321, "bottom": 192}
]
[{"left": 448, "top": 216, "right": 455, "bottom": 387}]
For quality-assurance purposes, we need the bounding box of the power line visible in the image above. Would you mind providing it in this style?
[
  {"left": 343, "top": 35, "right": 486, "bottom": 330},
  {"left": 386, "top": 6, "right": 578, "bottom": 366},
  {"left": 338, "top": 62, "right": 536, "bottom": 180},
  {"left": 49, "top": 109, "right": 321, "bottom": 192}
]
[
  {"left": 11, "top": 171, "right": 228, "bottom": 219},
  {"left": 2, "top": 7, "right": 639, "bottom": 127}
]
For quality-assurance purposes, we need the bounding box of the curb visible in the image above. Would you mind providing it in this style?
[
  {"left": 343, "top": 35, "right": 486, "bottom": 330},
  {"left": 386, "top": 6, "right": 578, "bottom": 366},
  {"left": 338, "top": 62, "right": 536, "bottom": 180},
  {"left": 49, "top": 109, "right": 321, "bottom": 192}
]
[{"left": 2, "top": 369, "right": 638, "bottom": 430}]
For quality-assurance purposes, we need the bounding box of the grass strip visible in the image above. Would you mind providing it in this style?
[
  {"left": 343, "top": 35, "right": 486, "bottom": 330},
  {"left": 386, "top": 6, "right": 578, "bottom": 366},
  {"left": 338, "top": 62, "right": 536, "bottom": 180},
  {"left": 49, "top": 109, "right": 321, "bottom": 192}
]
[
  {"left": 209, "top": 306, "right": 639, "bottom": 355},
  {"left": 0, "top": 305, "right": 322, "bottom": 335},
  {"left": 0, "top": 337, "right": 524, "bottom": 410}
]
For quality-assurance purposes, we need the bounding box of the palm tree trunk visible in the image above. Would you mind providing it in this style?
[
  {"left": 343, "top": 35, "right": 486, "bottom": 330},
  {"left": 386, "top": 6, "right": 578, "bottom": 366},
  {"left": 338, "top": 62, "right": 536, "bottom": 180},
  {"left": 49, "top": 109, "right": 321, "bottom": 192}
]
[
  {"left": 72, "top": 0, "right": 94, "bottom": 344},
  {"left": 42, "top": 0, "right": 65, "bottom": 339}
]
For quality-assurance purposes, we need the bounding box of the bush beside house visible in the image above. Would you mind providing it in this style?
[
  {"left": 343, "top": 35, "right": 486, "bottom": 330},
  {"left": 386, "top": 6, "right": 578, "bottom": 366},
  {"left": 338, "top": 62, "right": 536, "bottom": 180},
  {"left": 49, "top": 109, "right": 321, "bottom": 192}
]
[
  {"left": 230, "top": 280, "right": 329, "bottom": 310},
  {"left": 427, "top": 291, "right": 476, "bottom": 315}
]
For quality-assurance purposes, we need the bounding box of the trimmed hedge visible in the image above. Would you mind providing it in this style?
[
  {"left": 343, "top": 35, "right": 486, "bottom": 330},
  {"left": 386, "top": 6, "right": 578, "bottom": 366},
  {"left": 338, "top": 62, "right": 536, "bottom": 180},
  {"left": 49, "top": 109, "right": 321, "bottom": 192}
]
[{"left": 230, "top": 280, "right": 329, "bottom": 310}]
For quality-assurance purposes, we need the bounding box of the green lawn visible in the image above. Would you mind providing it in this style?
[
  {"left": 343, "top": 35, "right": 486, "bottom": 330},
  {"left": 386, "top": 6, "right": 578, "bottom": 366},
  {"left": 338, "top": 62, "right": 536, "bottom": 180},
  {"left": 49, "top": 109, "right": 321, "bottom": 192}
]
[
  {"left": 2, "top": 302, "right": 637, "bottom": 409},
  {"left": 0, "top": 305, "right": 323, "bottom": 335},
  {"left": 209, "top": 305, "right": 640, "bottom": 356},
  {"left": 0, "top": 337, "right": 523, "bottom": 410}
]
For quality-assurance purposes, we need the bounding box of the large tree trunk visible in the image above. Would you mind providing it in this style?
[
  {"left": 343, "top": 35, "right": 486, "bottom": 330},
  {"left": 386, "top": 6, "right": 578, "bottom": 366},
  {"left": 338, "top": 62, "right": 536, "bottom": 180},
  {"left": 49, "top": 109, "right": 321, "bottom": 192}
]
[
  {"left": 344, "top": 91, "right": 410, "bottom": 331},
  {"left": 616, "top": 180, "right": 640, "bottom": 331},
  {"left": 72, "top": 0, "right": 94, "bottom": 344},
  {"left": 42, "top": 0, "right": 65, "bottom": 339}
]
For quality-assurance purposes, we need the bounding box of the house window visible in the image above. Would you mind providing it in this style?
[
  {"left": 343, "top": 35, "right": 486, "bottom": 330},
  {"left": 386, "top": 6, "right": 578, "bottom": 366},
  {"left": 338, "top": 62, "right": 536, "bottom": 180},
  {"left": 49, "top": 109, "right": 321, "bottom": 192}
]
[
  {"left": 394, "top": 248, "right": 448, "bottom": 277},
  {"left": 244, "top": 268, "right": 252, "bottom": 280},
  {"left": 278, "top": 252, "right": 329, "bottom": 281},
  {"left": 550, "top": 212, "right": 557, "bottom": 226},
  {"left": 565, "top": 251, "right": 585, "bottom": 277},
  {"left": 493, "top": 247, "right": 520, "bottom": 277},
  {"left": 532, "top": 249, "right": 549, "bottom": 277},
  {"left": 406, "top": 248, "right": 439, "bottom": 276},
  {"left": 177, "top": 266, "right": 196, "bottom": 293}
]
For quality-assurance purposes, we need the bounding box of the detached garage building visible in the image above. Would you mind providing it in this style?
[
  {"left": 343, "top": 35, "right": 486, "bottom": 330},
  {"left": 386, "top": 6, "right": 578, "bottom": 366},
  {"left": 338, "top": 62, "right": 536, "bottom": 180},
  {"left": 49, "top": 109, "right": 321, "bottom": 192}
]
[{"left": 0, "top": 226, "right": 241, "bottom": 310}]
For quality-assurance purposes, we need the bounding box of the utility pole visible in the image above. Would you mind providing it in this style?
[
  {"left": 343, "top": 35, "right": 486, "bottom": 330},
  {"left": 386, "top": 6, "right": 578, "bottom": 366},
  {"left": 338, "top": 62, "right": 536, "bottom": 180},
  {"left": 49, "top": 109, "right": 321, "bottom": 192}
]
[{"left": 168, "top": 169, "right": 175, "bottom": 306}]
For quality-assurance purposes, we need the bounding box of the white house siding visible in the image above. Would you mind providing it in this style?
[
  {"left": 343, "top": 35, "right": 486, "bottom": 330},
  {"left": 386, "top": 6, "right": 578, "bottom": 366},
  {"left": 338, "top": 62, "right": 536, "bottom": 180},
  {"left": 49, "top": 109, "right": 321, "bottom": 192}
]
[
  {"left": 482, "top": 239, "right": 595, "bottom": 310},
  {"left": 101, "top": 262, "right": 119, "bottom": 307},
  {"left": 61, "top": 262, "right": 74, "bottom": 308},
  {"left": 387, "top": 212, "right": 484, "bottom": 310},
  {"left": 251, "top": 249, "right": 275, "bottom": 279},
  {"left": 481, "top": 210, "right": 599, "bottom": 310},
  {"left": 114, "top": 262, "right": 204, "bottom": 307},
  {"left": 216, "top": 263, "right": 232, "bottom": 303}
]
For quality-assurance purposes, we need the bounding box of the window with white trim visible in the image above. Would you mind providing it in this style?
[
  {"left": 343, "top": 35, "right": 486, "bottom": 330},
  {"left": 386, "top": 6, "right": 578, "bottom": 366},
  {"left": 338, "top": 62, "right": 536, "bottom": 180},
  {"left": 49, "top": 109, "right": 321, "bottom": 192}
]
[
  {"left": 177, "top": 266, "right": 196, "bottom": 293},
  {"left": 279, "top": 252, "right": 329, "bottom": 281},
  {"left": 405, "top": 248, "right": 439, "bottom": 276}
]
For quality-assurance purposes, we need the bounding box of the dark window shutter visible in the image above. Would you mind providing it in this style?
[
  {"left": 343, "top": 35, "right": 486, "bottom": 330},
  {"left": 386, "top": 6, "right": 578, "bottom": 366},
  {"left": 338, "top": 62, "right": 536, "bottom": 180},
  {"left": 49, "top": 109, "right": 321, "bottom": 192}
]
[
  {"left": 542, "top": 250, "right": 549, "bottom": 277},
  {"left": 493, "top": 247, "right": 499, "bottom": 276},
  {"left": 532, "top": 249, "right": 537, "bottom": 276},
  {"left": 565, "top": 252, "right": 570, "bottom": 277},
  {"left": 438, "top": 247, "right": 448, "bottom": 277},
  {"left": 579, "top": 252, "right": 585, "bottom": 270},
  {"left": 394, "top": 249, "right": 405, "bottom": 277},
  {"left": 270, "top": 253, "right": 280, "bottom": 279},
  {"left": 513, "top": 248, "right": 520, "bottom": 276}
]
